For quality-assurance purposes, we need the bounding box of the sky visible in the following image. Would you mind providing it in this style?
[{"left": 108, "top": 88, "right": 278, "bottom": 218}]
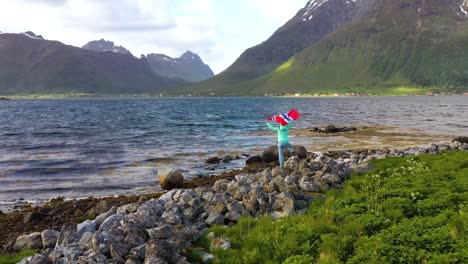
[{"left": 0, "top": 0, "right": 307, "bottom": 74}]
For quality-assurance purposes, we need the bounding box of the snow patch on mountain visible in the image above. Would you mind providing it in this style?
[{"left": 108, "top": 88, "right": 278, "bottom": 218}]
[{"left": 460, "top": 0, "right": 468, "bottom": 16}]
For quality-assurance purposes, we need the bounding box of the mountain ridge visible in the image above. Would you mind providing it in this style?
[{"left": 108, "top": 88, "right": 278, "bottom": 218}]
[{"left": 0, "top": 33, "right": 184, "bottom": 95}]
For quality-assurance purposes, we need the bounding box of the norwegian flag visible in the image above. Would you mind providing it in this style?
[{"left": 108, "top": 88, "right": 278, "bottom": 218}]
[{"left": 266, "top": 109, "right": 301, "bottom": 126}]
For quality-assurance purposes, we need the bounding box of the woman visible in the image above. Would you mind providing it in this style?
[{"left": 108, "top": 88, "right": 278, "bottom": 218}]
[{"left": 266, "top": 120, "right": 294, "bottom": 168}]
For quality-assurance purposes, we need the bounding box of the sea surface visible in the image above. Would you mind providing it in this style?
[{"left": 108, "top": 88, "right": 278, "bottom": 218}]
[{"left": 0, "top": 96, "right": 467, "bottom": 209}]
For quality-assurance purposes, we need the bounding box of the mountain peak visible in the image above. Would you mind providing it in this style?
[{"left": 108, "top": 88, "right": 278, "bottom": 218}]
[
  {"left": 82, "top": 39, "right": 132, "bottom": 55},
  {"left": 180, "top": 51, "right": 202, "bottom": 62},
  {"left": 146, "top": 51, "right": 214, "bottom": 82},
  {"left": 23, "top": 31, "right": 44, "bottom": 40}
]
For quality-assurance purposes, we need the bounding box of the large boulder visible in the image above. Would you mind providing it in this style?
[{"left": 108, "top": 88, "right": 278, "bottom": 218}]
[
  {"left": 262, "top": 145, "right": 307, "bottom": 163},
  {"left": 453, "top": 137, "right": 468, "bottom": 144},
  {"left": 14, "top": 232, "right": 43, "bottom": 250},
  {"left": 41, "top": 230, "right": 60, "bottom": 249},
  {"left": 158, "top": 168, "right": 184, "bottom": 190}
]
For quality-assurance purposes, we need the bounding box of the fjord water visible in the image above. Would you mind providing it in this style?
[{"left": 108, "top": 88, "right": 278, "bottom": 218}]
[{"left": 0, "top": 97, "right": 467, "bottom": 207}]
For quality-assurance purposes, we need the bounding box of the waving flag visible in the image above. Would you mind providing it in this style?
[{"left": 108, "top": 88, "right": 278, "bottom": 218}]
[{"left": 266, "top": 109, "right": 301, "bottom": 126}]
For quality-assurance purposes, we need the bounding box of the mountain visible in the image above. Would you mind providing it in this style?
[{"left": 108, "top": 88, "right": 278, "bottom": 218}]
[
  {"left": 146, "top": 51, "right": 214, "bottom": 82},
  {"left": 189, "top": 0, "right": 372, "bottom": 92},
  {"left": 181, "top": 0, "right": 468, "bottom": 96},
  {"left": 82, "top": 39, "right": 132, "bottom": 55},
  {"left": 0, "top": 33, "right": 183, "bottom": 95},
  {"left": 257, "top": 0, "right": 468, "bottom": 95}
]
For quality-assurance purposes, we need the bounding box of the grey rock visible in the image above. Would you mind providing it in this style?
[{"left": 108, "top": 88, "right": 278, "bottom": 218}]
[
  {"left": 351, "top": 162, "right": 375, "bottom": 174},
  {"left": 205, "top": 212, "right": 224, "bottom": 225},
  {"left": 77, "top": 220, "right": 96, "bottom": 239},
  {"left": 41, "top": 230, "right": 59, "bottom": 249},
  {"left": 78, "top": 232, "right": 93, "bottom": 250},
  {"left": 91, "top": 231, "right": 112, "bottom": 256},
  {"left": 110, "top": 243, "right": 131, "bottom": 259},
  {"left": 99, "top": 214, "right": 123, "bottom": 232},
  {"left": 212, "top": 179, "right": 230, "bottom": 193},
  {"left": 137, "top": 200, "right": 165, "bottom": 229},
  {"left": 29, "top": 254, "right": 50, "bottom": 264},
  {"left": 284, "top": 156, "right": 300, "bottom": 170},
  {"left": 14, "top": 232, "right": 43, "bottom": 250},
  {"left": 271, "top": 191, "right": 295, "bottom": 219},
  {"left": 56, "top": 223, "right": 78, "bottom": 247},
  {"left": 117, "top": 203, "right": 138, "bottom": 214},
  {"left": 144, "top": 240, "right": 180, "bottom": 264},
  {"left": 159, "top": 168, "right": 184, "bottom": 190},
  {"left": 161, "top": 206, "right": 182, "bottom": 225},
  {"left": 94, "top": 200, "right": 112, "bottom": 215},
  {"left": 147, "top": 225, "right": 173, "bottom": 239},
  {"left": 95, "top": 206, "right": 117, "bottom": 227},
  {"left": 129, "top": 244, "right": 146, "bottom": 260},
  {"left": 126, "top": 258, "right": 143, "bottom": 264},
  {"left": 123, "top": 221, "right": 147, "bottom": 247}
]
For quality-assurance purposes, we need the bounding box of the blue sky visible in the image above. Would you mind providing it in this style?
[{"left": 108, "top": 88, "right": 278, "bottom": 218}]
[{"left": 0, "top": 0, "right": 307, "bottom": 73}]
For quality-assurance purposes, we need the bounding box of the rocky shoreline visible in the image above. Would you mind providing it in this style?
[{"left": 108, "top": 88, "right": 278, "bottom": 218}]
[{"left": 4, "top": 138, "right": 468, "bottom": 264}]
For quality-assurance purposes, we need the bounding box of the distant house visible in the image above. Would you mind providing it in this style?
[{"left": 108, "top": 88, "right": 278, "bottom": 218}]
[{"left": 463, "top": 92, "right": 468, "bottom": 96}]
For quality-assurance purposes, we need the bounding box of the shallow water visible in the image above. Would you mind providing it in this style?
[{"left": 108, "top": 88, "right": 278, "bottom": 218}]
[{"left": 0, "top": 96, "right": 467, "bottom": 207}]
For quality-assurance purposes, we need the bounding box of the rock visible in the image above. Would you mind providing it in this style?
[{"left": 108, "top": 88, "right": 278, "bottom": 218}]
[
  {"left": 144, "top": 240, "right": 180, "bottom": 264},
  {"left": 99, "top": 214, "right": 123, "bottom": 232},
  {"left": 211, "top": 237, "right": 231, "bottom": 250},
  {"left": 284, "top": 156, "right": 300, "bottom": 170},
  {"left": 199, "top": 251, "right": 214, "bottom": 263},
  {"left": 206, "top": 157, "right": 220, "bottom": 164},
  {"left": 56, "top": 223, "right": 78, "bottom": 248},
  {"left": 245, "top": 155, "right": 262, "bottom": 165},
  {"left": 311, "top": 125, "right": 357, "bottom": 133},
  {"left": 91, "top": 231, "right": 111, "bottom": 256},
  {"left": 147, "top": 225, "right": 173, "bottom": 239},
  {"left": 117, "top": 203, "right": 139, "bottom": 214},
  {"left": 137, "top": 200, "right": 166, "bottom": 229},
  {"left": 78, "top": 232, "right": 94, "bottom": 250},
  {"left": 128, "top": 244, "right": 146, "bottom": 260},
  {"left": 0, "top": 209, "right": 4, "bottom": 215},
  {"left": 41, "top": 230, "right": 60, "bottom": 249},
  {"left": 212, "top": 179, "right": 230, "bottom": 193},
  {"left": 14, "top": 232, "right": 43, "bottom": 250},
  {"left": 77, "top": 220, "right": 96, "bottom": 239},
  {"left": 453, "top": 137, "right": 468, "bottom": 144},
  {"left": 158, "top": 168, "right": 184, "bottom": 190},
  {"left": 271, "top": 191, "right": 295, "bottom": 219},
  {"left": 261, "top": 145, "right": 307, "bottom": 163},
  {"left": 110, "top": 243, "right": 131, "bottom": 260},
  {"left": 205, "top": 212, "right": 224, "bottom": 225},
  {"left": 29, "top": 253, "right": 50, "bottom": 264},
  {"left": 161, "top": 206, "right": 182, "bottom": 225},
  {"left": 23, "top": 211, "right": 45, "bottom": 224},
  {"left": 95, "top": 206, "right": 117, "bottom": 227},
  {"left": 126, "top": 258, "right": 142, "bottom": 264},
  {"left": 351, "top": 162, "right": 375, "bottom": 174},
  {"left": 94, "top": 200, "right": 112, "bottom": 215}
]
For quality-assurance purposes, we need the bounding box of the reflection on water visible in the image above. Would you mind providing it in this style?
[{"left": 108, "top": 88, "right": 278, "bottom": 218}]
[{"left": 0, "top": 96, "right": 467, "bottom": 206}]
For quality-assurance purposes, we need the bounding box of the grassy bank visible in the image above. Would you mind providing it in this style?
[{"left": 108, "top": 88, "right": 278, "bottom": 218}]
[
  {"left": 0, "top": 250, "right": 35, "bottom": 264},
  {"left": 201, "top": 151, "right": 468, "bottom": 263}
]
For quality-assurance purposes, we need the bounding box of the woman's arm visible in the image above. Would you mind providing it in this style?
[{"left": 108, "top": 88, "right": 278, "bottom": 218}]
[
  {"left": 284, "top": 120, "right": 294, "bottom": 129},
  {"left": 266, "top": 122, "right": 278, "bottom": 131}
]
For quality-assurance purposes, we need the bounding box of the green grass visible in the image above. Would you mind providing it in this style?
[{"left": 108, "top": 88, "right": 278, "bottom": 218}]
[
  {"left": 0, "top": 250, "right": 36, "bottom": 264},
  {"left": 199, "top": 151, "right": 468, "bottom": 263}
]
